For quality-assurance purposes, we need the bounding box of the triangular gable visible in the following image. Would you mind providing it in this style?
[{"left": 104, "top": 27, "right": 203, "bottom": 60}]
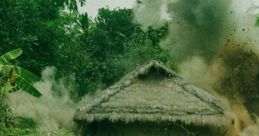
[{"left": 74, "top": 60, "right": 229, "bottom": 126}]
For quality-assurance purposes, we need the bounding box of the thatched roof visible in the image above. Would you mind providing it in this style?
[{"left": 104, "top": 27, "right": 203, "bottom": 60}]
[{"left": 74, "top": 60, "right": 230, "bottom": 126}]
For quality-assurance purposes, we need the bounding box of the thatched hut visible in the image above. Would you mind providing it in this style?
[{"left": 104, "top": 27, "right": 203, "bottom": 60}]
[{"left": 74, "top": 60, "right": 231, "bottom": 136}]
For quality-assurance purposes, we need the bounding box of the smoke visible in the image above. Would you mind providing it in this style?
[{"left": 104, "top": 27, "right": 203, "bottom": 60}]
[
  {"left": 241, "top": 118, "right": 259, "bottom": 136},
  {"left": 216, "top": 42, "right": 259, "bottom": 103},
  {"left": 134, "top": 0, "right": 231, "bottom": 62},
  {"left": 133, "top": 0, "right": 169, "bottom": 30},
  {"left": 134, "top": 0, "right": 259, "bottom": 135},
  {"left": 178, "top": 56, "right": 218, "bottom": 93},
  {"left": 7, "top": 67, "right": 77, "bottom": 135}
]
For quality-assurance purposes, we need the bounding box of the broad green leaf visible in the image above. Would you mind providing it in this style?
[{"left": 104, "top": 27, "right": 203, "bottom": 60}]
[
  {"left": 0, "top": 48, "right": 23, "bottom": 64},
  {"left": 0, "top": 65, "right": 40, "bottom": 83},
  {"left": 0, "top": 64, "right": 42, "bottom": 97},
  {"left": 15, "top": 76, "right": 42, "bottom": 97},
  {"left": 13, "top": 66, "right": 41, "bottom": 83}
]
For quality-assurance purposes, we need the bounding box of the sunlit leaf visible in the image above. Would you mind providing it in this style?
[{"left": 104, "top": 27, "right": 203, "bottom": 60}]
[{"left": 0, "top": 48, "right": 23, "bottom": 64}]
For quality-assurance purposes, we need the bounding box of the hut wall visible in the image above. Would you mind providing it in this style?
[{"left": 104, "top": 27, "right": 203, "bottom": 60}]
[{"left": 83, "top": 121, "right": 221, "bottom": 136}]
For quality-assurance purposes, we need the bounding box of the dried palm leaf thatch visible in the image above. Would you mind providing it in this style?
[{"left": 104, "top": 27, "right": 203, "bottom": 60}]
[{"left": 74, "top": 60, "right": 230, "bottom": 127}]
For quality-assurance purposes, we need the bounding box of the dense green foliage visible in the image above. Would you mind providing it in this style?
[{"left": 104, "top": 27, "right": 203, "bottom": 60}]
[
  {"left": 0, "top": 101, "right": 38, "bottom": 135},
  {"left": 0, "top": 0, "right": 85, "bottom": 75},
  {"left": 0, "top": 1, "right": 173, "bottom": 101},
  {"left": 54, "top": 9, "right": 172, "bottom": 100}
]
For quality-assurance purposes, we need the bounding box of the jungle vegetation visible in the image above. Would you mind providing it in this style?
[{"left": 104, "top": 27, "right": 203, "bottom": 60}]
[{"left": 0, "top": 0, "right": 174, "bottom": 135}]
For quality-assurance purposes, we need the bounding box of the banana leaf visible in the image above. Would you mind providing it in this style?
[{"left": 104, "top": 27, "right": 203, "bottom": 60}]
[
  {"left": 0, "top": 48, "right": 23, "bottom": 64},
  {"left": 0, "top": 64, "right": 42, "bottom": 97}
]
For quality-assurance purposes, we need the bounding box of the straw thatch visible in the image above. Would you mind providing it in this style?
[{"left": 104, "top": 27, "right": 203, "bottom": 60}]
[{"left": 74, "top": 60, "right": 230, "bottom": 127}]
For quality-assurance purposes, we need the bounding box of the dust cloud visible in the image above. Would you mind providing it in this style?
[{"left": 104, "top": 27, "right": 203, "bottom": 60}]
[{"left": 7, "top": 67, "right": 77, "bottom": 135}]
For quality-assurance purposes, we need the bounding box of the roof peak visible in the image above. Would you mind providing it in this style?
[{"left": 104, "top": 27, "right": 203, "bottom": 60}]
[{"left": 131, "top": 60, "right": 178, "bottom": 78}]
